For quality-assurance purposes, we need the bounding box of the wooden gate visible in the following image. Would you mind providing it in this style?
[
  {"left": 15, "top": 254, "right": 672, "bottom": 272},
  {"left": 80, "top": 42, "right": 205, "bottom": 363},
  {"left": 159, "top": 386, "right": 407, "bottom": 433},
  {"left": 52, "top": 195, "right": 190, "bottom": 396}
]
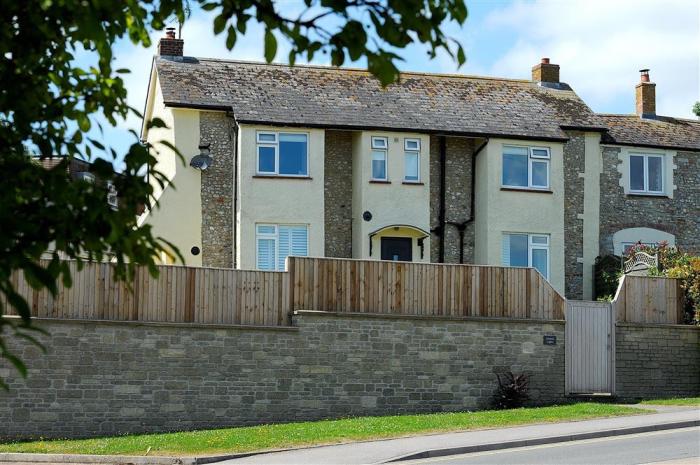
[{"left": 565, "top": 301, "right": 615, "bottom": 395}]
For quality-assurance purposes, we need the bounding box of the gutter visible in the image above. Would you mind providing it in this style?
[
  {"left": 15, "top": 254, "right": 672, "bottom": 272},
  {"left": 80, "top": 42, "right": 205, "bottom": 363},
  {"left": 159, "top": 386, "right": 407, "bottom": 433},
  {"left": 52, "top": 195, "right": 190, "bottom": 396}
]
[
  {"left": 161, "top": 109, "right": 572, "bottom": 143},
  {"left": 600, "top": 140, "right": 700, "bottom": 153}
]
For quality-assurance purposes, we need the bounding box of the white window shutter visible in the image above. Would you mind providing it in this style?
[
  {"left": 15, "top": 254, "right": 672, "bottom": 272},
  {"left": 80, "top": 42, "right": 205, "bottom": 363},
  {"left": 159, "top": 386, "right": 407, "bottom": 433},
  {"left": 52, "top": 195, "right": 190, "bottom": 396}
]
[
  {"left": 257, "top": 238, "right": 276, "bottom": 271},
  {"left": 290, "top": 226, "right": 308, "bottom": 257},
  {"left": 276, "top": 226, "right": 308, "bottom": 271},
  {"left": 277, "top": 227, "right": 291, "bottom": 271},
  {"left": 501, "top": 234, "right": 511, "bottom": 266}
]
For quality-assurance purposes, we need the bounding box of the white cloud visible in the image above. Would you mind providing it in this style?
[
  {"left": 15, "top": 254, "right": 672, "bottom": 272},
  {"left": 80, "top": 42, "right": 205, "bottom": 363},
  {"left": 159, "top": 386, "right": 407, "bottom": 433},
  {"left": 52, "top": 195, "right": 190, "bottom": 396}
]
[{"left": 483, "top": 0, "right": 700, "bottom": 117}]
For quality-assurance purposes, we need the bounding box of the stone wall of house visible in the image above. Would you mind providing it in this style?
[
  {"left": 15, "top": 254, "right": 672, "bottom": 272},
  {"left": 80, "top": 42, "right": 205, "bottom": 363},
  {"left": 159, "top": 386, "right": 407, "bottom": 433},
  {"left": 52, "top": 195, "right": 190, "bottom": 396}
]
[
  {"left": 599, "top": 147, "right": 700, "bottom": 256},
  {"left": 616, "top": 323, "right": 700, "bottom": 399},
  {"left": 324, "top": 130, "right": 353, "bottom": 258},
  {"left": 199, "top": 112, "right": 235, "bottom": 268},
  {"left": 0, "top": 313, "right": 565, "bottom": 440},
  {"left": 429, "top": 136, "right": 476, "bottom": 264},
  {"left": 562, "top": 131, "right": 586, "bottom": 299}
]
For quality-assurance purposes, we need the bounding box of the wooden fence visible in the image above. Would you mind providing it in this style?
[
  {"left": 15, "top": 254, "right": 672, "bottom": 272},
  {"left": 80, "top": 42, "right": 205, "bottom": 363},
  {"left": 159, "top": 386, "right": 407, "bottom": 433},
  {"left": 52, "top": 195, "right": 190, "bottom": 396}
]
[
  {"left": 5, "top": 261, "right": 290, "bottom": 326},
  {"left": 4, "top": 257, "right": 567, "bottom": 326},
  {"left": 612, "top": 275, "right": 684, "bottom": 324},
  {"left": 287, "top": 257, "right": 565, "bottom": 320}
]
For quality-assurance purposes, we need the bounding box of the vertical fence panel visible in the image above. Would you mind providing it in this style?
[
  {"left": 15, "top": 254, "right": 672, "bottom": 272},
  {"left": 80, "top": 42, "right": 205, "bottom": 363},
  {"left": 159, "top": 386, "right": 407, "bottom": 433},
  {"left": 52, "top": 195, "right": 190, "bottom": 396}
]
[
  {"left": 611, "top": 275, "right": 683, "bottom": 324},
  {"left": 285, "top": 257, "right": 565, "bottom": 320}
]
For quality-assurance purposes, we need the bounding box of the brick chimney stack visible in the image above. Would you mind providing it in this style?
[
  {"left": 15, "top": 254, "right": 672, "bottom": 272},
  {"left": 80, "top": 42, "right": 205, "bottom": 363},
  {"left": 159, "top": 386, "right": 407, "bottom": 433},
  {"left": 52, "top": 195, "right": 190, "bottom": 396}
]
[
  {"left": 158, "top": 27, "right": 183, "bottom": 57},
  {"left": 635, "top": 69, "right": 656, "bottom": 118},
  {"left": 532, "top": 57, "right": 560, "bottom": 84}
]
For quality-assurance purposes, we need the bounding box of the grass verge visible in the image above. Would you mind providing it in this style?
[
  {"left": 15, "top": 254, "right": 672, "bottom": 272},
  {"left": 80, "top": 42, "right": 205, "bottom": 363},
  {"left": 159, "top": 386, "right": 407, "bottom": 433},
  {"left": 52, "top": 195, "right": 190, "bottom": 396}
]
[
  {"left": 0, "top": 403, "right": 648, "bottom": 457},
  {"left": 640, "top": 397, "right": 700, "bottom": 406}
]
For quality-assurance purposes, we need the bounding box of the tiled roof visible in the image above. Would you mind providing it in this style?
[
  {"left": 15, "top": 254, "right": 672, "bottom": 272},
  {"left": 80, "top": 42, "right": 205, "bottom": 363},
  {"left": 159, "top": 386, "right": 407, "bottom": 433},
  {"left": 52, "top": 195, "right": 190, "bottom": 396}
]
[
  {"left": 600, "top": 114, "right": 700, "bottom": 151},
  {"left": 155, "top": 56, "right": 606, "bottom": 140}
]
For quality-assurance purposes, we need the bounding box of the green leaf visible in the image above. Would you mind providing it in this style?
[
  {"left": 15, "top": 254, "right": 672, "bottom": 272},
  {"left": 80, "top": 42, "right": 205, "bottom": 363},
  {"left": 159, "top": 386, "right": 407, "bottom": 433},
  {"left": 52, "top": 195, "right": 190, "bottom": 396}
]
[
  {"left": 226, "top": 26, "right": 237, "bottom": 50},
  {"left": 264, "top": 30, "right": 277, "bottom": 62},
  {"left": 213, "top": 15, "right": 227, "bottom": 35},
  {"left": 457, "top": 45, "right": 466, "bottom": 66}
]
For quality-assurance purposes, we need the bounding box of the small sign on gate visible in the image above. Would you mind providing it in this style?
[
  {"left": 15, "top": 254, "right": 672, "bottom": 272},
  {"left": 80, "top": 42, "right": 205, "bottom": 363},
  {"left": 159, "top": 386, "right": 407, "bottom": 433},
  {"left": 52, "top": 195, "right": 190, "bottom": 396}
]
[{"left": 543, "top": 335, "right": 557, "bottom": 346}]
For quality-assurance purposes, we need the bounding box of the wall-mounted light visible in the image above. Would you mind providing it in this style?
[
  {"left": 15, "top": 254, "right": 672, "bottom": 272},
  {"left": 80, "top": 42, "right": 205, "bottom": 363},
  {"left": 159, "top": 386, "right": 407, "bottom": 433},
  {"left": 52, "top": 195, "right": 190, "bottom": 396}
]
[{"left": 190, "top": 143, "right": 213, "bottom": 170}]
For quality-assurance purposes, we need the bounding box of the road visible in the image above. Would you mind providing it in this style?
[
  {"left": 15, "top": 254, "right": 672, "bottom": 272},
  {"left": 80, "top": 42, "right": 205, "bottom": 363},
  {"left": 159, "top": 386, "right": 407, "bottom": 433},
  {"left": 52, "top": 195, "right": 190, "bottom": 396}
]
[{"left": 402, "top": 427, "right": 700, "bottom": 465}]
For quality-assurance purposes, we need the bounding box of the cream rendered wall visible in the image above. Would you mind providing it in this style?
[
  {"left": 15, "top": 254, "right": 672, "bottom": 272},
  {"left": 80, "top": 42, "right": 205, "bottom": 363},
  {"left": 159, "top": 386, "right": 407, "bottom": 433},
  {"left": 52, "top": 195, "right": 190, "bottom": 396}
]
[
  {"left": 475, "top": 138, "right": 566, "bottom": 294},
  {"left": 581, "top": 132, "right": 602, "bottom": 300},
  {"left": 139, "top": 74, "right": 203, "bottom": 266},
  {"left": 351, "top": 131, "right": 431, "bottom": 262},
  {"left": 236, "top": 124, "right": 325, "bottom": 270}
]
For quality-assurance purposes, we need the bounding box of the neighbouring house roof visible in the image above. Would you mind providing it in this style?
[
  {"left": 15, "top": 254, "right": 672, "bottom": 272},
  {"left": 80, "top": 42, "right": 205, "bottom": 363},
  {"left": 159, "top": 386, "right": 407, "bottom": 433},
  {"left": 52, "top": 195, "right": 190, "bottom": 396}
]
[
  {"left": 154, "top": 56, "right": 607, "bottom": 141},
  {"left": 600, "top": 114, "right": 700, "bottom": 151}
]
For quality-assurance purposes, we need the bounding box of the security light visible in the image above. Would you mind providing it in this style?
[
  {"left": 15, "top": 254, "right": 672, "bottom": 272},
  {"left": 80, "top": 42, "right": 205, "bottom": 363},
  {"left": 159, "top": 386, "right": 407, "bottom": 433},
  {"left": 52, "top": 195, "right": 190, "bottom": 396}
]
[{"left": 190, "top": 143, "right": 213, "bottom": 170}]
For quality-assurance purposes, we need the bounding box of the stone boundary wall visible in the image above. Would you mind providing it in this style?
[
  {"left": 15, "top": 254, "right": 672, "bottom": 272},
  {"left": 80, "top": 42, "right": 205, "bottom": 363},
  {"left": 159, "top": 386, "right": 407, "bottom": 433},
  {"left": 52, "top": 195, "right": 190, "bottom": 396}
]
[
  {"left": 0, "top": 312, "right": 565, "bottom": 440},
  {"left": 616, "top": 323, "right": 700, "bottom": 399}
]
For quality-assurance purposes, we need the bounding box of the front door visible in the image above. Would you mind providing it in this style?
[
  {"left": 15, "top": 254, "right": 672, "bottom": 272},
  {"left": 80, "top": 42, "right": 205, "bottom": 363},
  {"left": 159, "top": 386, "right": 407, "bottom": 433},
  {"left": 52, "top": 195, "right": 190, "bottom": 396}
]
[{"left": 381, "top": 237, "right": 413, "bottom": 262}]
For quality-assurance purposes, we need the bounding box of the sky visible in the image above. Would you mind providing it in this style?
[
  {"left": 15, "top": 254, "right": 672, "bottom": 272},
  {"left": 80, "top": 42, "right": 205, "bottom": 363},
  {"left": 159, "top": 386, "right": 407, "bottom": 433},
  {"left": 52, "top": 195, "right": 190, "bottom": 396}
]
[{"left": 97, "top": 0, "right": 700, "bottom": 166}]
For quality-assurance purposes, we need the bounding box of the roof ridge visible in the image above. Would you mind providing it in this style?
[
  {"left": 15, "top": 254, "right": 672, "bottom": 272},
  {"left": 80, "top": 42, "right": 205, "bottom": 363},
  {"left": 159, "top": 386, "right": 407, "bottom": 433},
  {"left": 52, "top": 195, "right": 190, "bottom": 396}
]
[
  {"left": 161, "top": 55, "right": 536, "bottom": 84},
  {"left": 599, "top": 113, "right": 700, "bottom": 124}
]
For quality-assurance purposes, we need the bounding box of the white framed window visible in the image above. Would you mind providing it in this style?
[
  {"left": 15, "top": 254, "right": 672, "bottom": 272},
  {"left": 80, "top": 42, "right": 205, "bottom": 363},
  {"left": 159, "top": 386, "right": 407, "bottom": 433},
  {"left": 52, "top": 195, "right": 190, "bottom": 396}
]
[
  {"left": 371, "top": 136, "right": 387, "bottom": 149},
  {"left": 256, "top": 224, "right": 309, "bottom": 271},
  {"left": 612, "top": 227, "right": 676, "bottom": 256},
  {"left": 502, "top": 233, "right": 550, "bottom": 279},
  {"left": 629, "top": 153, "right": 664, "bottom": 194},
  {"left": 404, "top": 138, "right": 420, "bottom": 151},
  {"left": 404, "top": 138, "right": 420, "bottom": 182},
  {"left": 502, "top": 146, "right": 550, "bottom": 189},
  {"left": 371, "top": 136, "right": 388, "bottom": 181},
  {"left": 256, "top": 131, "right": 309, "bottom": 176}
]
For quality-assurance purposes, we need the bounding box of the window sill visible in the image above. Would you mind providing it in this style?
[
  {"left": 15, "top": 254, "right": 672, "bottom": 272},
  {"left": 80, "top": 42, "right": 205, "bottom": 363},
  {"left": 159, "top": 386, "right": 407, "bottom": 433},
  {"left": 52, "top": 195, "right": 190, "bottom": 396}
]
[
  {"left": 253, "top": 175, "right": 313, "bottom": 180},
  {"left": 402, "top": 181, "right": 424, "bottom": 185},
  {"left": 500, "top": 187, "right": 553, "bottom": 194},
  {"left": 626, "top": 192, "right": 669, "bottom": 198},
  {"left": 370, "top": 180, "right": 391, "bottom": 184}
]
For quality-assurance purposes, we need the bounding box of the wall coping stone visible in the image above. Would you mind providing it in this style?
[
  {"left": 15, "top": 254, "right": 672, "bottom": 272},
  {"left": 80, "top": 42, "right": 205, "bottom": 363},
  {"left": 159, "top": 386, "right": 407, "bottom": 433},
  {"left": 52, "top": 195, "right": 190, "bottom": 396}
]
[
  {"left": 616, "top": 322, "right": 700, "bottom": 331},
  {"left": 294, "top": 310, "right": 565, "bottom": 325},
  {"left": 4, "top": 316, "right": 299, "bottom": 332}
]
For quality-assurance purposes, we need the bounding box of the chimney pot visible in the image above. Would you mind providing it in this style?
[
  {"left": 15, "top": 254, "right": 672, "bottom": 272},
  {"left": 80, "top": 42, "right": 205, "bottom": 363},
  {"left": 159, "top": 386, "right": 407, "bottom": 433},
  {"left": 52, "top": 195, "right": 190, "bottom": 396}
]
[
  {"left": 532, "top": 58, "right": 559, "bottom": 84},
  {"left": 639, "top": 68, "right": 650, "bottom": 83},
  {"left": 166, "top": 27, "right": 176, "bottom": 39},
  {"left": 635, "top": 68, "right": 656, "bottom": 118}
]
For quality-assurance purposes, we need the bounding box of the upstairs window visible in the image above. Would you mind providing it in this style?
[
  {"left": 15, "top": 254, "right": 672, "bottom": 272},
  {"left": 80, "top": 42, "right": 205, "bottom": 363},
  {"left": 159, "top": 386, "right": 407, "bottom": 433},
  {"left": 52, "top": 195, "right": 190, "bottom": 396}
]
[
  {"left": 404, "top": 138, "right": 420, "bottom": 182},
  {"left": 371, "top": 136, "right": 388, "bottom": 181},
  {"left": 256, "top": 224, "right": 308, "bottom": 271},
  {"left": 629, "top": 153, "right": 663, "bottom": 194},
  {"left": 502, "top": 146, "right": 550, "bottom": 189},
  {"left": 257, "top": 132, "right": 309, "bottom": 176}
]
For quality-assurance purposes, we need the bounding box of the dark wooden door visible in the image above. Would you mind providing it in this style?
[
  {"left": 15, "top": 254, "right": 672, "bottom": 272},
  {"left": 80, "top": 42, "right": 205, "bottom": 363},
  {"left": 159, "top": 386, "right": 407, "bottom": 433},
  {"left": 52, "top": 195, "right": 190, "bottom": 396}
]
[{"left": 381, "top": 237, "right": 413, "bottom": 262}]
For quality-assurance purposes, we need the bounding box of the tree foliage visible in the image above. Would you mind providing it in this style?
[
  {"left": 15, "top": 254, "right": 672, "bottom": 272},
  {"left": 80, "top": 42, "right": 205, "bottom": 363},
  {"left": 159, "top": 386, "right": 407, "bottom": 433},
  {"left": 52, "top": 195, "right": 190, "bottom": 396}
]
[
  {"left": 0, "top": 1, "right": 467, "bottom": 386},
  {"left": 693, "top": 101, "right": 700, "bottom": 118}
]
